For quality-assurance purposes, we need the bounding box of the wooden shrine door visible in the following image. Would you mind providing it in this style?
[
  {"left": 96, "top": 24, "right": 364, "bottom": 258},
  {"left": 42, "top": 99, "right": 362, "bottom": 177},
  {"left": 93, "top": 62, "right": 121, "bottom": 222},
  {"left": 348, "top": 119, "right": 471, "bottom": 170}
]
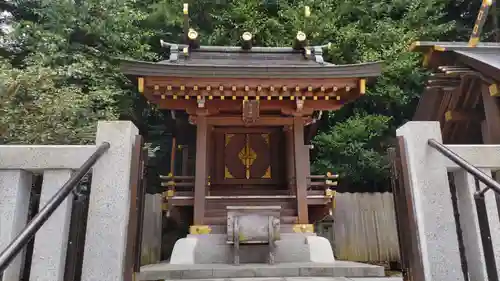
[{"left": 213, "top": 127, "right": 284, "bottom": 186}]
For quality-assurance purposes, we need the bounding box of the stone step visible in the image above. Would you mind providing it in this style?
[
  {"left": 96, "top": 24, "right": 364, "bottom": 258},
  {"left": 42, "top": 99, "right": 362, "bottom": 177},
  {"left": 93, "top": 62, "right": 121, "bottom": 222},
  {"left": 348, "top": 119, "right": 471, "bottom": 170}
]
[
  {"left": 159, "top": 278, "right": 402, "bottom": 281},
  {"left": 137, "top": 261, "right": 386, "bottom": 280}
]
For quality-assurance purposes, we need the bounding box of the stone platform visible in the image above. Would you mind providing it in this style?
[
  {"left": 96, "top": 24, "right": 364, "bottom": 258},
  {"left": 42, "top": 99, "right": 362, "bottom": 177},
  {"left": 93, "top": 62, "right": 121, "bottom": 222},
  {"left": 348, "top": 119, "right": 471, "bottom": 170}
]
[
  {"left": 145, "top": 278, "right": 402, "bottom": 281},
  {"left": 169, "top": 234, "right": 335, "bottom": 264},
  {"left": 137, "top": 261, "right": 386, "bottom": 280}
]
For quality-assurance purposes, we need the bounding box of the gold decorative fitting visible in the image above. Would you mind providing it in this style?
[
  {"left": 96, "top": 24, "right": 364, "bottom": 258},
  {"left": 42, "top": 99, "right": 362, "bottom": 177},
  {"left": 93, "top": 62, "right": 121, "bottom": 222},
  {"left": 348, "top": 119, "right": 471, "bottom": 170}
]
[
  {"left": 270, "top": 86, "right": 275, "bottom": 91},
  {"left": 336, "top": 96, "right": 341, "bottom": 100},
  {"left": 433, "top": 45, "right": 445, "bottom": 52},
  {"left": 359, "top": 79, "right": 366, "bottom": 94},
  {"left": 221, "top": 96, "right": 225, "bottom": 100},
  {"left": 279, "top": 96, "right": 283, "bottom": 100},
  {"left": 301, "top": 96, "right": 306, "bottom": 100},
  {"left": 245, "top": 86, "right": 249, "bottom": 91},
  {"left": 173, "top": 95, "right": 178, "bottom": 100},
  {"left": 209, "top": 96, "right": 213, "bottom": 100},
  {"left": 197, "top": 95, "right": 201, "bottom": 100},
  {"left": 183, "top": 3, "right": 188, "bottom": 14},
  {"left": 244, "top": 96, "right": 248, "bottom": 100},
  {"left": 206, "top": 86, "right": 211, "bottom": 91},
  {"left": 180, "top": 85, "right": 185, "bottom": 90},
  {"left": 189, "top": 225, "right": 212, "bottom": 234},
  {"left": 325, "top": 188, "right": 334, "bottom": 198},
  {"left": 161, "top": 95, "right": 165, "bottom": 99},
  {"left": 346, "top": 86, "right": 351, "bottom": 91},
  {"left": 313, "top": 96, "right": 318, "bottom": 100},
  {"left": 166, "top": 189, "right": 175, "bottom": 197},
  {"left": 292, "top": 224, "right": 314, "bottom": 233},
  {"left": 194, "top": 85, "right": 198, "bottom": 91},
  {"left": 219, "top": 86, "right": 224, "bottom": 91},
  {"left": 445, "top": 110, "right": 452, "bottom": 121},
  {"left": 283, "top": 86, "right": 288, "bottom": 91},
  {"left": 489, "top": 84, "right": 499, "bottom": 96},
  {"left": 325, "top": 96, "right": 330, "bottom": 100},
  {"left": 290, "top": 96, "right": 295, "bottom": 100},
  {"left": 185, "top": 95, "right": 190, "bottom": 100},
  {"left": 307, "top": 86, "right": 313, "bottom": 91},
  {"left": 257, "top": 86, "right": 262, "bottom": 91},
  {"left": 137, "top": 77, "right": 144, "bottom": 93},
  {"left": 232, "top": 96, "right": 237, "bottom": 100},
  {"left": 267, "top": 96, "right": 272, "bottom": 100},
  {"left": 232, "top": 86, "right": 237, "bottom": 91},
  {"left": 295, "top": 86, "right": 300, "bottom": 92},
  {"left": 154, "top": 85, "right": 159, "bottom": 90},
  {"left": 320, "top": 86, "right": 325, "bottom": 92},
  {"left": 256, "top": 96, "right": 260, "bottom": 100},
  {"left": 162, "top": 202, "right": 169, "bottom": 210},
  {"left": 333, "top": 87, "right": 338, "bottom": 91},
  {"left": 167, "top": 85, "right": 172, "bottom": 90}
]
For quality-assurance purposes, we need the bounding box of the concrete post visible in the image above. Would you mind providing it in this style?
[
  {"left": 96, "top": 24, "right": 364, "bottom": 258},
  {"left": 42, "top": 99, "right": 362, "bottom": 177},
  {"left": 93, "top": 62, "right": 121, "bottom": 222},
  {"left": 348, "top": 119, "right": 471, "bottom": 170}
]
[
  {"left": 396, "top": 122, "right": 464, "bottom": 281},
  {"left": 30, "top": 170, "right": 73, "bottom": 281},
  {"left": 81, "top": 121, "right": 139, "bottom": 281},
  {"left": 453, "top": 169, "right": 488, "bottom": 281},
  {"left": 0, "top": 170, "right": 32, "bottom": 281},
  {"left": 454, "top": 168, "right": 500, "bottom": 280}
]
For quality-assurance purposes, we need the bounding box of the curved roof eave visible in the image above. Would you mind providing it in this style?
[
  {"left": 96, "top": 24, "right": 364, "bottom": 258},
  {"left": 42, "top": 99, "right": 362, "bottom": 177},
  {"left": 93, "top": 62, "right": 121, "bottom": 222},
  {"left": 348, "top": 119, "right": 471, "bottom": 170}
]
[{"left": 120, "top": 59, "right": 383, "bottom": 79}]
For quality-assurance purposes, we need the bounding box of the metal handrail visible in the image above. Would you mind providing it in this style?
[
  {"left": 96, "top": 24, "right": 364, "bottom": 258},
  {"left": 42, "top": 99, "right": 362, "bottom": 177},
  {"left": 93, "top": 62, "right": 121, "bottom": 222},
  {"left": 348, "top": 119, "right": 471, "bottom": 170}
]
[
  {"left": 0, "top": 142, "right": 110, "bottom": 274},
  {"left": 428, "top": 139, "right": 500, "bottom": 197},
  {"left": 428, "top": 138, "right": 499, "bottom": 281}
]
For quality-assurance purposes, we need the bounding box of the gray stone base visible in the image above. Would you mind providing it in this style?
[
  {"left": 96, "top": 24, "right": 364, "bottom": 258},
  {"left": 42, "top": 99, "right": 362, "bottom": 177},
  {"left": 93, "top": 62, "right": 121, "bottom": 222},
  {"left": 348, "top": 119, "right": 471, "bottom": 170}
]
[
  {"left": 137, "top": 261, "right": 386, "bottom": 280},
  {"left": 170, "top": 234, "right": 334, "bottom": 264}
]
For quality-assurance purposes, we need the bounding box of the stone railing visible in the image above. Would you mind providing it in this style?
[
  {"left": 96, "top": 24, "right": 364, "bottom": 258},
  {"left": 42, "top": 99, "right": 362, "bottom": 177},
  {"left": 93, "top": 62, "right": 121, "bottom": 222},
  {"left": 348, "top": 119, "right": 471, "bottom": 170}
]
[
  {"left": 396, "top": 121, "right": 500, "bottom": 281},
  {"left": 0, "top": 121, "right": 144, "bottom": 281}
]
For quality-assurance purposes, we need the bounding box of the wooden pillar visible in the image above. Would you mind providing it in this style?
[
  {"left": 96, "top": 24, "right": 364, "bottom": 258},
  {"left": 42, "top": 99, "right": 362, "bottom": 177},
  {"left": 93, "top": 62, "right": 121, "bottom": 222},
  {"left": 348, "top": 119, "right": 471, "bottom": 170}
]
[
  {"left": 284, "top": 126, "right": 296, "bottom": 195},
  {"left": 293, "top": 117, "right": 309, "bottom": 223},
  {"left": 481, "top": 83, "right": 500, "bottom": 144},
  {"left": 194, "top": 116, "right": 208, "bottom": 225},
  {"left": 181, "top": 147, "right": 189, "bottom": 176}
]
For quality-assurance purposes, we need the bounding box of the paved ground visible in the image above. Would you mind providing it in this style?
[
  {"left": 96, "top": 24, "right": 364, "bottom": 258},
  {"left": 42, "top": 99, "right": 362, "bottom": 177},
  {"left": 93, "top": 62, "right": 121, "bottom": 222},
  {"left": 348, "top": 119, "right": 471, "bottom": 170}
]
[
  {"left": 164, "top": 277, "right": 403, "bottom": 281},
  {"left": 138, "top": 261, "right": 387, "bottom": 280}
]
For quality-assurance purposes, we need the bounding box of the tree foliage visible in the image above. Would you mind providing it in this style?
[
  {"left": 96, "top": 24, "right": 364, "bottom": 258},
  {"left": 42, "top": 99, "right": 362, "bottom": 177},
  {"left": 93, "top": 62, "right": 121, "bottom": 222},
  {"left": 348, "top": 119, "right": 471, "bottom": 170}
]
[{"left": 1, "top": 0, "right": 496, "bottom": 191}]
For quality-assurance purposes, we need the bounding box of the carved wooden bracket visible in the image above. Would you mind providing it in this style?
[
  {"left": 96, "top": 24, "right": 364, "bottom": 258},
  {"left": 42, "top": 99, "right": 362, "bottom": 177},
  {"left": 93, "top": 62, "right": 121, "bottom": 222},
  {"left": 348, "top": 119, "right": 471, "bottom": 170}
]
[{"left": 296, "top": 99, "right": 304, "bottom": 112}]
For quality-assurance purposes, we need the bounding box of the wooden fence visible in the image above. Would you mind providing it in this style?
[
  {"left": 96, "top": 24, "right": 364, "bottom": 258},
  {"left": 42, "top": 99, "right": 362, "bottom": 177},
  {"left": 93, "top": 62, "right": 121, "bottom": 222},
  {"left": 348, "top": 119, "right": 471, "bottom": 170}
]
[
  {"left": 316, "top": 192, "right": 400, "bottom": 263},
  {"left": 140, "top": 194, "right": 163, "bottom": 265}
]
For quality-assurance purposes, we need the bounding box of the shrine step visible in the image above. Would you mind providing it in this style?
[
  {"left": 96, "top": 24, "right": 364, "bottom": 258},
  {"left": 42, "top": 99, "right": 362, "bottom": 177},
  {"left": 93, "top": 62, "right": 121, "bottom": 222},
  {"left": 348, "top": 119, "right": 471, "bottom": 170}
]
[
  {"left": 204, "top": 216, "right": 298, "bottom": 225},
  {"left": 137, "top": 262, "right": 386, "bottom": 280},
  {"left": 140, "top": 278, "right": 401, "bottom": 281}
]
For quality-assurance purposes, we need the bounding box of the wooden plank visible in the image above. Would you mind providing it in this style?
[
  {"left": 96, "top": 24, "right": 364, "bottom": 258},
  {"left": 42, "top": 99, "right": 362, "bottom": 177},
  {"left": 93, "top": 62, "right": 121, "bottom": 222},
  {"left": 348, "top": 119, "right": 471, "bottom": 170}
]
[
  {"left": 481, "top": 82, "right": 500, "bottom": 143},
  {"left": 194, "top": 116, "right": 208, "bottom": 224},
  {"left": 293, "top": 116, "right": 309, "bottom": 224}
]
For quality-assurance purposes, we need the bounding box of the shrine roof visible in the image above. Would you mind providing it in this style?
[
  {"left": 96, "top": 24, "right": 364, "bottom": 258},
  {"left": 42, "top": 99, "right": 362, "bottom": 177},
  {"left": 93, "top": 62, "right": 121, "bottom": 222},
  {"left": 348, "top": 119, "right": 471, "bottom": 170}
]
[
  {"left": 411, "top": 41, "right": 500, "bottom": 143},
  {"left": 409, "top": 41, "right": 500, "bottom": 52},
  {"left": 120, "top": 44, "right": 382, "bottom": 79}
]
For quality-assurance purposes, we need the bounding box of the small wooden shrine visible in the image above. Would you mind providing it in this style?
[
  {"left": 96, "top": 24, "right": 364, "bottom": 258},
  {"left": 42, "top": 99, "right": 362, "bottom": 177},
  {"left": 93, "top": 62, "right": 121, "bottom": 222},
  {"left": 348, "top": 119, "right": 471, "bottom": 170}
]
[
  {"left": 411, "top": 41, "right": 500, "bottom": 144},
  {"left": 120, "top": 4, "right": 382, "bottom": 235}
]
